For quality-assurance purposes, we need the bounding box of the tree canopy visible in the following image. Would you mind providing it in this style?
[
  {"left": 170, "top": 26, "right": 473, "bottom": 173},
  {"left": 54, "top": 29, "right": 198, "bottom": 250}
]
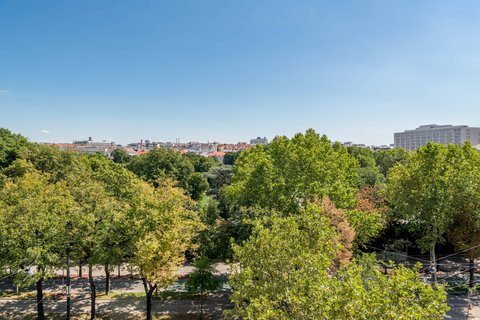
[
  {"left": 127, "top": 148, "right": 209, "bottom": 200},
  {"left": 227, "top": 206, "right": 449, "bottom": 319},
  {"left": 225, "top": 129, "right": 359, "bottom": 215}
]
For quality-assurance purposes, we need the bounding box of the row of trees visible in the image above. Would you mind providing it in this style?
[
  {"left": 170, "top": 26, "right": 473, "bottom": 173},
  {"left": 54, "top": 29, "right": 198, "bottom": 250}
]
[{"left": 0, "top": 131, "right": 205, "bottom": 320}]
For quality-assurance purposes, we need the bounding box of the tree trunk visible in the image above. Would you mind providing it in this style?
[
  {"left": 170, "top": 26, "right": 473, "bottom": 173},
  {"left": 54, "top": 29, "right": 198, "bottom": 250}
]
[
  {"left": 430, "top": 242, "right": 437, "bottom": 287},
  {"left": 143, "top": 278, "right": 157, "bottom": 320},
  {"left": 79, "top": 261, "right": 83, "bottom": 278},
  {"left": 118, "top": 263, "right": 121, "bottom": 277},
  {"left": 67, "top": 251, "right": 71, "bottom": 320},
  {"left": 36, "top": 278, "right": 45, "bottom": 320},
  {"left": 200, "top": 289, "right": 204, "bottom": 320},
  {"left": 470, "top": 258, "right": 475, "bottom": 288},
  {"left": 105, "top": 264, "right": 110, "bottom": 294},
  {"left": 89, "top": 265, "right": 96, "bottom": 320}
]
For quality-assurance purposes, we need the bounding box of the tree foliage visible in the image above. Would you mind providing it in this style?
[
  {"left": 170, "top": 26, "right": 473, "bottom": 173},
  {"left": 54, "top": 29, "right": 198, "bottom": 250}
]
[
  {"left": 184, "top": 152, "right": 219, "bottom": 172},
  {"left": 225, "top": 129, "right": 359, "bottom": 215},
  {"left": 111, "top": 148, "right": 131, "bottom": 164},
  {"left": 0, "top": 128, "right": 31, "bottom": 169},
  {"left": 127, "top": 148, "right": 209, "bottom": 200},
  {"left": 227, "top": 207, "right": 449, "bottom": 319},
  {"left": 186, "top": 256, "right": 221, "bottom": 294},
  {"left": 386, "top": 143, "right": 457, "bottom": 253},
  {"left": 374, "top": 148, "right": 409, "bottom": 177},
  {"left": 347, "top": 146, "right": 383, "bottom": 187},
  {"left": 223, "top": 152, "right": 241, "bottom": 165},
  {"left": 128, "top": 179, "right": 203, "bottom": 319}
]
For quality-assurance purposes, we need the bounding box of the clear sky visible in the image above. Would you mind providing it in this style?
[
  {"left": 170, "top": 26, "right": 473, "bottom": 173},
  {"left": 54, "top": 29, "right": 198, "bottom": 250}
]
[{"left": 1, "top": 0, "right": 479, "bottom": 145}]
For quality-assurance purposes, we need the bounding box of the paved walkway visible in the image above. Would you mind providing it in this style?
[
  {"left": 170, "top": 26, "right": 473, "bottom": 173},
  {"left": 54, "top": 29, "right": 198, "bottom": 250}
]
[{"left": 446, "top": 294, "right": 480, "bottom": 319}]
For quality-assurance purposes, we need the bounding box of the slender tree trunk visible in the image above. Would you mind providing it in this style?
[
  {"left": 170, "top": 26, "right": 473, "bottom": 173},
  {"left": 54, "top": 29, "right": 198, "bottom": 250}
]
[
  {"left": 105, "top": 264, "right": 110, "bottom": 294},
  {"left": 431, "top": 242, "right": 437, "bottom": 287},
  {"left": 36, "top": 278, "right": 45, "bottom": 320},
  {"left": 66, "top": 250, "right": 71, "bottom": 320},
  {"left": 118, "top": 263, "right": 121, "bottom": 277},
  {"left": 89, "top": 265, "right": 96, "bottom": 320},
  {"left": 143, "top": 278, "right": 157, "bottom": 320},
  {"left": 79, "top": 261, "right": 83, "bottom": 278},
  {"left": 200, "top": 289, "right": 204, "bottom": 320},
  {"left": 470, "top": 258, "right": 475, "bottom": 288}
]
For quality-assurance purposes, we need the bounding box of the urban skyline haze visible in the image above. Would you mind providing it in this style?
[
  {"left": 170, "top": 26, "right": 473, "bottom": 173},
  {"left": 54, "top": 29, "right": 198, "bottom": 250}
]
[{"left": 1, "top": 1, "right": 480, "bottom": 145}]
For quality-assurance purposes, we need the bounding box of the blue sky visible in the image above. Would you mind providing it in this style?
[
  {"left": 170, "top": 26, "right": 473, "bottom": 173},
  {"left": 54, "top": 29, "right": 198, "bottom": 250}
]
[{"left": 1, "top": 0, "right": 479, "bottom": 145}]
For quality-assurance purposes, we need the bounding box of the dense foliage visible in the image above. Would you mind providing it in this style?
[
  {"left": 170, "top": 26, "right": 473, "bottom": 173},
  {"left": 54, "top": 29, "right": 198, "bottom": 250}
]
[
  {"left": 225, "top": 129, "right": 359, "bottom": 214},
  {"left": 227, "top": 208, "right": 449, "bottom": 319},
  {"left": 3, "top": 128, "right": 475, "bottom": 320}
]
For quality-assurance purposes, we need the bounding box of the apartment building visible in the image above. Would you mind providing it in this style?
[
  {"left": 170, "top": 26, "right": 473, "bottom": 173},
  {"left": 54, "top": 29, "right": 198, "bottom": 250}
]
[{"left": 394, "top": 124, "right": 480, "bottom": 151}]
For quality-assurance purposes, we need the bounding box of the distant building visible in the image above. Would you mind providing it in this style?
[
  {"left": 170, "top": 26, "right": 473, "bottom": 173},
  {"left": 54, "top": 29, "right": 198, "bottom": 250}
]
[
  {"left": 394, "top": 124, "right": 480, "bottom": 151},
  {"left": 73, "top": 136, "right": 115, "bottom": 147},
  {"left": 250, "top": 137, "right": 268, "bottom": 145},
  {"left": 208, "top": 151, "right": 226, "bottom": 162}
]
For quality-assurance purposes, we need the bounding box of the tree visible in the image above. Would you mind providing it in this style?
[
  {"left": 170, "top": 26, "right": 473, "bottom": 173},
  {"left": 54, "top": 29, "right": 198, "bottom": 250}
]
[
  {"left": 0, "top": 166, "right": 76, "bottom": 320},
  {"left": 186, "top": 256, "right": 221, "bottom": 318},
  {"left": 187, "top": 172, "right": 209, "bottom": 200},
  {"left": 346, "top": 185, "right": 387, "bottom": 250},
  {"left": 129, "top": 180, "right": 202, "bottom": 320},
  {"left": 444, "top": 143, "right": 480, "bottom": 288},
  {"left": 111, "top": 148, "right": 131, "bottom": 164},
  {"left": 386, "top": 142, "right": 457, "bottom": 285},
  {"left": 223, "top": 152, "right": 241, "bottom": 166},
  {"left": 347, "top": 146, "right": 384, "bottom": 187},
  {"left": 66, "top": 173, "right": 125, "bottom": 319},
  {"left": 373, "top": 148, "right": 409, "bottom": 177},
  {"left": 226, "top": 206, "right": 449, "bottom": 319},
  {"left": 225, "top": 129, "right": 359, "bottom": 216},
  {"left": 204, "top": 165, "right": 233, "bottom": 199},
  {"left": 184, "top": 152, "right": 219, "bottom": 172},
  {"left": 0, "top": 128, "right": 31, "bottom": 169},
  {"left": 127, "top": 148, "right": 209, "bottom": 200}
]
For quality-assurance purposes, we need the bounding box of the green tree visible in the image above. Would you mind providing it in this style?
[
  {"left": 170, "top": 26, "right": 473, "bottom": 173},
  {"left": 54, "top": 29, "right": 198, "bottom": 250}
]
[
  {"left": 226, "top": 206, "right": 449, "bottom": 319},
  {"left": 186, "top": 256, "right": 221, "bottom": 318},
  {"left": 347, "top": 146, "right": 384, "bottom": 186},
  {"left": 111, "top": 148, "right": 131, "bottom": 164},
  {"left": 444, "top": 143, "right": 480, "bottom": 288},
  {"left": 386, "top": 142, "right": 457, "bottom": 284},
  {"left": 184, "top": 152, "right": 219, "bottom": 172},
  {"left": 0, "top": 167, "right": 76, "bottom": 320},
  {"left": 127, "top": 148, "right": 209, "bottom": 199},
  {"left": 66, "top": 173, "right": 126, "bottom": 319},
  {"left": 374, "top": 148, "right": 409, "bottom": 177},
  {"left": 225, "top": 129, "right": 359, "bottom": 215},
  {"left": 204, "top": 166, "right": 233, "bottom": 199},
  {"left": 129, "top": 180, "right": 203, "bottom": 320},
  {"left": 0, "top": 128, "right": 31, "bottom": 169},
  {"left": 223, "top": 152, "right": 241, "bottom": 166},
  {"left": 346, "top": 186, "right": 387, "bottom": 250}
]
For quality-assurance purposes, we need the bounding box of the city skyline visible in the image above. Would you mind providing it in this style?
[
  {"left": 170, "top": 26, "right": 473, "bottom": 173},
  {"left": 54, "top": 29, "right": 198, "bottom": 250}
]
[{"left": 1, "top": 1, "right": 480, "bottom": 145}]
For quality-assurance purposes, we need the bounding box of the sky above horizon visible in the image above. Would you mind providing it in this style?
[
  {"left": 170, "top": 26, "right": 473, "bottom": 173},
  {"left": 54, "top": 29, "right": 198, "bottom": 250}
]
[{"left": 1, "top": 0, "right": 480, "bottom": 145}]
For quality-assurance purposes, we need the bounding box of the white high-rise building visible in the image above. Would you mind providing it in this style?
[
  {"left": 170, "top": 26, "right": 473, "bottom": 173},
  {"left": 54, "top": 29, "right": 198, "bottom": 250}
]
[{"left": 394, "top": 124, "right": 480, "bottom": 151}]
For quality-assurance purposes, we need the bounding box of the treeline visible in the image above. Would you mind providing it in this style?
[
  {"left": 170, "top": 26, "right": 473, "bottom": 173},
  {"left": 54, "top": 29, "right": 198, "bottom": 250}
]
[
  {"left": 2, "top": 127, "right": 480, "bottom": 319},
  {"left": 0, "top": 129, "right": 206, "bottom": 320}
]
